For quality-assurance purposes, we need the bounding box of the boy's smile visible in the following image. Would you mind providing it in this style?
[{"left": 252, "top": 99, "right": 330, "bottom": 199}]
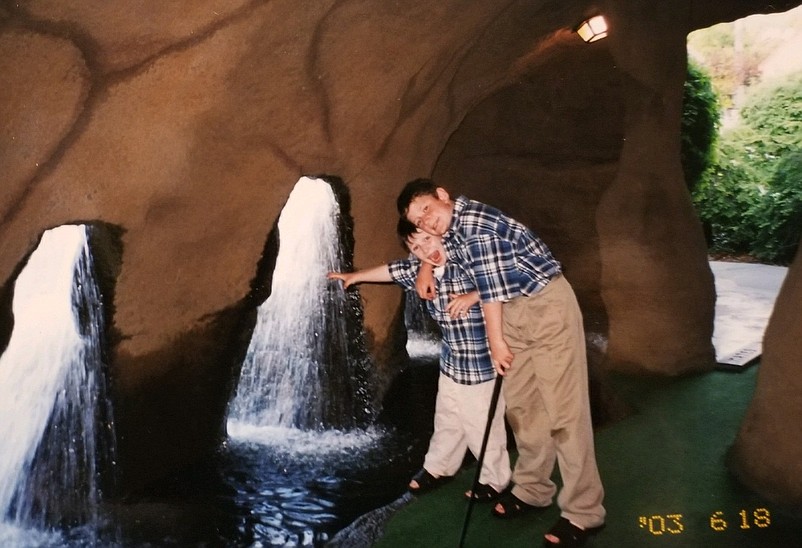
[
  {"left": 406, "top": 231, "right": 447, "bottom": 267},
  {"left": 406, "top": 188, "right": 453, "bottom": 236}
]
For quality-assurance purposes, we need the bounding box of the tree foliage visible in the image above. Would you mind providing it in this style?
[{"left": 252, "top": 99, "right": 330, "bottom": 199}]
[
  {"left": 688, "top": 23, "right": 764, "bottom": 109},
  {"left": 751, "top": 150, "right": 802, "bottom": 262},
  {"left": 681, "top": 62, "right": 720, "bottom": 192},
  {"left": 692, "top": 71, "right": 802, "bottom": 264},
  {"left": 687, "top": 8, "right": 802, "bottom": 110},
  {"left": 740, "top": 71, "right": 802, "bottom": 159}
]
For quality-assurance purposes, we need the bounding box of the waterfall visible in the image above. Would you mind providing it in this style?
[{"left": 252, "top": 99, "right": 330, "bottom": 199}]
[
  {"left": 0, "top": 224, "right": 115, "bottom": 544},
  {"left": 403, "top": 291, "right": 441, "bottom": 359},
  {"left": 228, "top": 176, "right": 373, "bottom": 436}
]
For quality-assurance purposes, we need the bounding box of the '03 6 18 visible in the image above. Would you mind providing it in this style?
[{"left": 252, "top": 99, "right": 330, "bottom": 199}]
[{"left": 637, "top": 508, "right": 771, "bottom": 536}]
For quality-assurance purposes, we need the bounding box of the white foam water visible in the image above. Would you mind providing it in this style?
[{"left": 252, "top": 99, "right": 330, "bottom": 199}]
[
  {"left": 0, "top": 224, "right": 113, "bottom": 545},
  {"left": 228, "top": 175, "right": 372, "bottom": 435}
]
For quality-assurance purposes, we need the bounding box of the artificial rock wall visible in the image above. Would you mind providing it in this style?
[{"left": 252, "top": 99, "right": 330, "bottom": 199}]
[{"left": 2, "top": 0, "right": 802, "bottom": 509}]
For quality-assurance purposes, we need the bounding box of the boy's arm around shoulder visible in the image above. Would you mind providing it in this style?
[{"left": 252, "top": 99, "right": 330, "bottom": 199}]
[{"left": 415, "top": 261, "right": 436, "bottom": 300}]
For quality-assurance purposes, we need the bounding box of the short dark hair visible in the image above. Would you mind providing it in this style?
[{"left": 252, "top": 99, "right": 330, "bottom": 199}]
[
  {"left": 396, "top": 217, "right": 418, "bottom": 251},
  {"left": 396, "top": 178, "right": 438, "bottom": 216}
]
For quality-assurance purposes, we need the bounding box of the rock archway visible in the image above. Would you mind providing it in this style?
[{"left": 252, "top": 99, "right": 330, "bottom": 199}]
[{"left": 1, "top": 0, "right": 801, "bottom": 510}]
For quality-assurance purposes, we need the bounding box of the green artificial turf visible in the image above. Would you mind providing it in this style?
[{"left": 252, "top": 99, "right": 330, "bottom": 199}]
[{"left": 374, "top": 364, "right": 802, "bottom": 547}]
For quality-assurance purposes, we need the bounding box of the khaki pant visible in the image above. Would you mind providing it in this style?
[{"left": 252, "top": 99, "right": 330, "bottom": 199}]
[
  {"left": 423, "top": 373, "right": 511, "bottom": 492},
  {"left": 502, "top": 275, "right": 605, "bottom": 528}
]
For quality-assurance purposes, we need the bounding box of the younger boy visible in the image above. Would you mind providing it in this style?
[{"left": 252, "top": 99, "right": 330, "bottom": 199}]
[{"left": 328, "top": 219, "right": 510, "bottom": 500}]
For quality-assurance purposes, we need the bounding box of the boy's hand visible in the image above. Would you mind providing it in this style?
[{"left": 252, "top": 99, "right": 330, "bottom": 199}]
[
  {"left": 446, "top": 292, "right": 480, "bottom": 319},
  {"left": 415, "top": 263, "right": 436, "bottom": 300},
  {"left": 489, "top": 337, "right": 514, "bottom": 376},
  {"left": 328, "top": 271, "right": 358, "bottom": 288}
]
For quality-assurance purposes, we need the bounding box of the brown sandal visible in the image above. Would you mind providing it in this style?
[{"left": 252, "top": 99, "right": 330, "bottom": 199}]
[
  {"left": 464, "top": 483, "right": 502, "bottom": 501},
  {"left": 491, "top": 491, "right": 547, "bottom": 518},
  {"left": 543, "top": 517, "right": 605, "bottom": 547},
  {"left": 408, "top": 469, "right": 453, "bottom": 495}
]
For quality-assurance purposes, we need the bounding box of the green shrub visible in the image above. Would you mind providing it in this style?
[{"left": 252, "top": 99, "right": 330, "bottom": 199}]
[
  {"left": 691, "top": 71, "right": 802, "bottom": 264},
  {"left": 694, "top": 142, "right": 762, "bottom": 252},
  {"left": 681, "top": 63, "right": 720, "bottom": 192},
  {"left": 740, "top": 72, "right": 802, "bottom": 159},
  {"left": 751, "top": 150, "right": 802, "bottom": 263}
]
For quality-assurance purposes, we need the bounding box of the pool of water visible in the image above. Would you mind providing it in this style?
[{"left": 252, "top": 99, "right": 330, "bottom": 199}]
[
  {"left": 216, "top": 426, "right": 422, "bottom": 546},
  {"left": 102, "top": 359, "right": 441, "bottom": 547},
  {"left": 0, "top": 357, "right": 440, "bottom": 547}
]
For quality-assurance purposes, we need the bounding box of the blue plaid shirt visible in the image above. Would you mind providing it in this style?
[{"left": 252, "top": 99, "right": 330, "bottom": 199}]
[
  {"left": 388, "top": 258, "right": 495, "bottom": 385},
  {"left": 443, "top": 196, "right": 562, "bottom": 302}
]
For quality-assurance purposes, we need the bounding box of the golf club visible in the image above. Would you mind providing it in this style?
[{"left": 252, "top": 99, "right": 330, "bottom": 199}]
[{"left": 458, "top": 373, "right": 504, "bottom": 547}]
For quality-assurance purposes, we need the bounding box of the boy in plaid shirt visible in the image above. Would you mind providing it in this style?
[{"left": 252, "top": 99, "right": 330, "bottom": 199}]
[
  {"left": 329, "top": 219, "right": 510, "bottom": 500},
  {"left": 398, "top": 179, "right": 605, "bottom": 548}
]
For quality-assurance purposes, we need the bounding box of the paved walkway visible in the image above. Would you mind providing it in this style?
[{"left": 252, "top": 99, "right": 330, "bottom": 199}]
[{"left": 710, "top": 261, "right": 788, "bottom": 367}]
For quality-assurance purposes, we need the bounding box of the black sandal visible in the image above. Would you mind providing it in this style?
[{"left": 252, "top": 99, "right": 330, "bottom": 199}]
[
  {"left": 408, "top": 469, "right": 453, "bottom": 495},
  {"left": 543, "top": 517, "right": 605, "bottom": 547},
  {"left": 491, "top": 491, "right": 546, "bottom": 519},
  {"left": 464, "top": 483, "right": 502, "bottom": 501}
]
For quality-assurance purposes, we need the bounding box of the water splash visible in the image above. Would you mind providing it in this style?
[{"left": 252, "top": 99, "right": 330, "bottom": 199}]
[
  {"left": 403, "top": 292, "right": 441, "bottom": 359},
  {"left": 0, "top": 224, "right": 115, "bottom": 543},
  {"left": 225, "top": 424, "right": 385, "bottom": 459},
  {"left": 228, "top": 176, "right": 374, "bottom": 435}
]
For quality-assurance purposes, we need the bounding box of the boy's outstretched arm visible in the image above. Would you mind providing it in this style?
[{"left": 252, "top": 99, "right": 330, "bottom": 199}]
[
  {"left": 328, "top": 264, "right": 392, "bottom": 288},
  {"left": 480, "top": 300, "right": 514, "bottom": 375}
]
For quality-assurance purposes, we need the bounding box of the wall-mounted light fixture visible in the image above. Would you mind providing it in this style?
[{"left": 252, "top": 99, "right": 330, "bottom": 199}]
[{"left": 575, "top": 15, "right": 608, "bottom": 43}]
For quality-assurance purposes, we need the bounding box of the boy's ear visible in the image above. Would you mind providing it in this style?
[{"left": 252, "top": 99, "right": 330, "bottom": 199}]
[{"left": 435, "top": 187, "right": 450, "bottom": 202}]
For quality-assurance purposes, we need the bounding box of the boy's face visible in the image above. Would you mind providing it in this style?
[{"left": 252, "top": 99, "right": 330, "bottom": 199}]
[
  {"left": 406, "top": 230, "right": 447, "bottom": 267},
  {"left": 405, "top": 187, "right": 453, "bottom": 236}
]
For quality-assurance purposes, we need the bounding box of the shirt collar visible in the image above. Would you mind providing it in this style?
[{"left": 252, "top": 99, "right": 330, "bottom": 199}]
[
  {"left": 451, "top": 195, "right": 468, "bottom": 224},
  {"left": 443, "top": 195, "right": 468, "bottom": 247}
]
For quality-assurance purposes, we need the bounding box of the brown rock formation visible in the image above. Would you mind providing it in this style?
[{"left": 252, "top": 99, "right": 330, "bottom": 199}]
[
  {"left": 1, "top": 0, "right": 801, "bottom": 510},
  {"left": 730, "top": 253, "right": 802, "bottom": 509}
]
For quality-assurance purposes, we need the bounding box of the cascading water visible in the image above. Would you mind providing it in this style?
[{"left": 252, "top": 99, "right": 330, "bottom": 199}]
[
  {"left": 228, "top": 175, "right": 374, "bottom": 435},
  {"left": 0, "top": 224, "right": 116, "bottom": 547},
  {"left": 222, "top": 176, "right": 384, "bottom": 546},
  {"left": 403, "top": 291, "right": 441, "bottom": 360}
]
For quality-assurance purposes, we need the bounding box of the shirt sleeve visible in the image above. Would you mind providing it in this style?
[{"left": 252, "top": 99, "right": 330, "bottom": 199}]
[
  {"left": 464, "top": 233, "right": 522, "bottom": 302},
  {"left": 387, "top": 258, "right": 419, "bottom": 292}
]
